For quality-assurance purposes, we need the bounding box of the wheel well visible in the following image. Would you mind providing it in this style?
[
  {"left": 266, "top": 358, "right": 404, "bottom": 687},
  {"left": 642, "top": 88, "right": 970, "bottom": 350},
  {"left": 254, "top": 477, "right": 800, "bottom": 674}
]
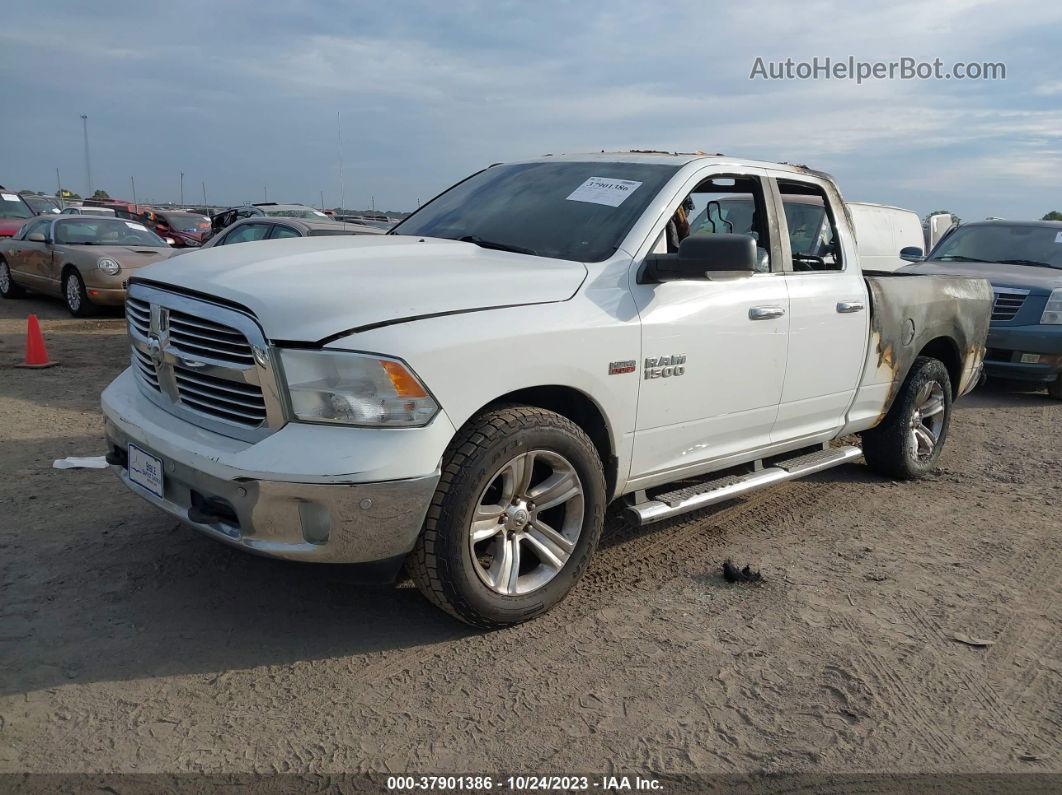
[
  {"left": 487, "top": 386, "right": 617, "bottom": 495},
  {"left": 917, "top": 337, "right": 962, "bottom": 397}
]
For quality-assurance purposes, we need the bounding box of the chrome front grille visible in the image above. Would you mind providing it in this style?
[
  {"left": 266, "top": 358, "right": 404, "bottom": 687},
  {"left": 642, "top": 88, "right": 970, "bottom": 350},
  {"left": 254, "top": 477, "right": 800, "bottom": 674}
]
[
  {"left": 132, "top": 345, "right": 161, "bottom": 391},
  {"left": 991, "top": 288, "right": 1029, "bottom": 321},
  {"left": 174, "top": 367, "right": 267, "bottom": 425},
  {"left": 168, "top": 309, "right": 256, "bottom": 365},
  {"left": 124, "top": 284, "right": 281, "bottom": 441},
  {"left": 126, "top": 296, "right": 151, "bottom": 336}
]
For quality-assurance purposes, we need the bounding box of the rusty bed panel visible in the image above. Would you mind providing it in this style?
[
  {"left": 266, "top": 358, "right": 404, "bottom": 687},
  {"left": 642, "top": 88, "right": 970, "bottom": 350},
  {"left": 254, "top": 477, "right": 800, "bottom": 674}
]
[{"left": 859, "top": 273, "right": 992, "bottom": 425}]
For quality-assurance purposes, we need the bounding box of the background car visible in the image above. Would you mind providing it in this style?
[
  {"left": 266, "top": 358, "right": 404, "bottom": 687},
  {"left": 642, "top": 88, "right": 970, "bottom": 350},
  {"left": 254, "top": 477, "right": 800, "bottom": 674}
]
[
  {"left": 0, "top": 187, "right": 35, "bottom": 238},
  {"left": 904, "top": 219, "right": 1062, "bottom": 398},
  {"left": 0, "top": 215, "right": 175, "bottom": 316},
  {"left": 185, "top": 215, "right": 383, "bottom": 254},
  {"left": 20, "top": 193, "right": 62, "bottom": 215},
  {"left": 141, "top": 209, "right": 211, "bottom": 247},
  {"left": 60, "top": 205, "right": 116, "bottom": 217},
  {"left": 207, "top": 202, "right": 332, "bottom": 238}
]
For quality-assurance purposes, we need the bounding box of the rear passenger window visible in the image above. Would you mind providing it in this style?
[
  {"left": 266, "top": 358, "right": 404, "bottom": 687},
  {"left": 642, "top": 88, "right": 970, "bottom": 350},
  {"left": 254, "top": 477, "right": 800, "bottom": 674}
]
[
  {"left": 269, "top": 225, "right": 301, "bottom": 239},
  {"left": 777, "top": 181, "right": 843, "bottom": 271}
]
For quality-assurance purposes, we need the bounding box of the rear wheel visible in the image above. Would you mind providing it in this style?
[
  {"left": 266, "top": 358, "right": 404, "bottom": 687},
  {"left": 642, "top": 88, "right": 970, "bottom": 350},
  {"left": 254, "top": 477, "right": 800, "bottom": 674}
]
[
  {"left": 408, "top": 405, "right": 606, "bottom": 629},
  {"left": 863, "top": 356, "right": 952, "bottom": 479},
  {"left": 1048, "top": 377, "right": 1062, "bottom": 400},
  {"left": 63, "top": 269, "right": 95, "bottom": 317},
  {"left": 0, "top": 259, "right": 25, "bottom": 299}
]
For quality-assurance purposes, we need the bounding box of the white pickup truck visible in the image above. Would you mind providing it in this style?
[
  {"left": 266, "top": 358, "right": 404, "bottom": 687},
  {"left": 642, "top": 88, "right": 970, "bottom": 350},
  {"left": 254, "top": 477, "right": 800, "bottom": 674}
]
[{"left": 101, "top": 152, "right": 991, "bottom": 627}]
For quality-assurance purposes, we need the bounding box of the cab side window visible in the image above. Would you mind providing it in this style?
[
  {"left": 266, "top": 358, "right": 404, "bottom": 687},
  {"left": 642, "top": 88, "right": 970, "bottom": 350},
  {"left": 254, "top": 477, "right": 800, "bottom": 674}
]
[
  {"left": 777, "top": 181, "right": 843, "bottom": 272},
  {"left": 658, "top": 175, "right": 775, "bottom": 273}
]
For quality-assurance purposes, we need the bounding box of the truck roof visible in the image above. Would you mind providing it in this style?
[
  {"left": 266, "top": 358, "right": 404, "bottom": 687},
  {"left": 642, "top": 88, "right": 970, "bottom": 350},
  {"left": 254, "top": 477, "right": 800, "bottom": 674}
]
[{"left": 519, "top": 150, "right": 837, "bottom": 182}]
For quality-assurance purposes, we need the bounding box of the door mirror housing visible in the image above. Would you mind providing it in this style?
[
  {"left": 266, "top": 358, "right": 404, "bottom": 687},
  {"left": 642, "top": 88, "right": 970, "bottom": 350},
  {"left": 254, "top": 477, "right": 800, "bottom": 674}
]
[
  {"left": 27, "top": 231, "right": 47, "bottom": 243},
  {"left": 642, "top": 233, "right": 758, "bottom": 282},
  {"left": 899, "top": 246, "right": 924, "bottom": 263}
]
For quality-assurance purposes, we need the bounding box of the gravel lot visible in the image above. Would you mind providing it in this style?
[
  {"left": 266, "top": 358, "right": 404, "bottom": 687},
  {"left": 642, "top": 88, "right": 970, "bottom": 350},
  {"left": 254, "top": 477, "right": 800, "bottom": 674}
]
[{"left": 1, "top": 295, "right": 1059, "bottom": 783}]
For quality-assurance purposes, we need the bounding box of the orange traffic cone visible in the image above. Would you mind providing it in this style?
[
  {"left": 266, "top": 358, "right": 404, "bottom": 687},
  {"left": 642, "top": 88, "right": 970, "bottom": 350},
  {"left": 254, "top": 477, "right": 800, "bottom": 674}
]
[{"left": 16, "top": 314, "right": 59, "bottom": 369}]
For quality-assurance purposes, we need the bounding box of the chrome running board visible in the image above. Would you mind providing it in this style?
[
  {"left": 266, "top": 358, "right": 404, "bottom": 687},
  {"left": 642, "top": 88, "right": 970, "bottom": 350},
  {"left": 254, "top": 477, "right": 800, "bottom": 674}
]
[{"left": 625, "top": 445, "right": 863, "bottom": 525}]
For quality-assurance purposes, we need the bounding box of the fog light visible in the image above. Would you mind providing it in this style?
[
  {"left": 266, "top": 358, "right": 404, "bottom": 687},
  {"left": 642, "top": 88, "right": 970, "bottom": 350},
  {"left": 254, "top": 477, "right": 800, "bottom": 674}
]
[
  {"left": 298, "top": 502, "right": 331, "bottom": 545},
  {"left": 1020, "top": 353, "right": 1041, "bottom": 363}
]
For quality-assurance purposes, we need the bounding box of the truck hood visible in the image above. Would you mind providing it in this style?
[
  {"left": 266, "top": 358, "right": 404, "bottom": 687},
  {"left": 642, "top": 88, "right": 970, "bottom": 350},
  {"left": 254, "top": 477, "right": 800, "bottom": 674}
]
[
  {"left": 905, "top": 259, "right": 1062, "bottom": 291},
  {"left": 134, "top": 235, "right": 588, "bottom": 342}
]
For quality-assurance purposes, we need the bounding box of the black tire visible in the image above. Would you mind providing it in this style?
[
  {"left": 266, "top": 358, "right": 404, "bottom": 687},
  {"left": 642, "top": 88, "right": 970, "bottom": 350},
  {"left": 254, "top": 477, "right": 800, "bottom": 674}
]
[
  {"left": 0, "top": 258, "right": 25, "bottom": 298},
  {"left": 1048, "top": 377, "right": 1062, "bottom": 401},
  {"left": 408, "top": 405, "right": 606, "bottom": 629},
  {"left": 62, "top": 269, "right": 96, "bottom": 317},
  {"left": 862, "top": 356, "right": 953, "bottom": 479}
]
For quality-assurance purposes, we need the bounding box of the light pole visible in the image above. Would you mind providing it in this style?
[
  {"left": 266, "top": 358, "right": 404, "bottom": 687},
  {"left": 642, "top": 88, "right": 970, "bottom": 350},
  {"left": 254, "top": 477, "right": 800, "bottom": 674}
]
[
  {"left": 130, "top": 176, "right": 137, "bottom": 206},
  {"left": 80, "top": 115, "right": 92, "bottom": 197},
  {"left": 179, "top": 171, "right": 184, "bottom": 206},
  {"left": 202, "top": 181, "right": 207, "bottom": 206}
]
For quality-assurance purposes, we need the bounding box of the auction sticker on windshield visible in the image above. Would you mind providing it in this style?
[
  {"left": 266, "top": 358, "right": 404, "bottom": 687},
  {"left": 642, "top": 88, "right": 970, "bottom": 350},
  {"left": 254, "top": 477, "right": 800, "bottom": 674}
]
[
  {"left": 566, "top": 177, "right": 642, "bottom": 207},
  {"left": 2, "top": 193, "right": 19, "bottom": 202},
  {"left": 128, "top": 444, "right": 164, "bottom": 498}
]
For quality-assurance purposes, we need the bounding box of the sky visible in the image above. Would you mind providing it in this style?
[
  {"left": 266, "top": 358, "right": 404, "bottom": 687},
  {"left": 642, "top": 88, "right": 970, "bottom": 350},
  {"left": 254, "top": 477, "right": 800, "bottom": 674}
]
[{"left": 1, "top": 0, "right": 1059, "bottom": 219}]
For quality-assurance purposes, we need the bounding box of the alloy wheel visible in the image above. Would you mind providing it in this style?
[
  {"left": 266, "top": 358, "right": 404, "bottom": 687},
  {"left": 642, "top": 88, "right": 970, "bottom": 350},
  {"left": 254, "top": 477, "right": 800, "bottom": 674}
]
[
  {"left": 910, "top": 380, "right": 946, "bottom": 459},
  {"left": 468, "top": 449, "right": 584, "bottom": 596}
]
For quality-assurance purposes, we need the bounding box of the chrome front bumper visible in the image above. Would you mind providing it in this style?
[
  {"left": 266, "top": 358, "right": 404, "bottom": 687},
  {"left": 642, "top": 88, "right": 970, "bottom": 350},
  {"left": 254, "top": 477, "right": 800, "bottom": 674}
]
[{"left": 105, "top": 419, "right": 439, "bottom": 565}]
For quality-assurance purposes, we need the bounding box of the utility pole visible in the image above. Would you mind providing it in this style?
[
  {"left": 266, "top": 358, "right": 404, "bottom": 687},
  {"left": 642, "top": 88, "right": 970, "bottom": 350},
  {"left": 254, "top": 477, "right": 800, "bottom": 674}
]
[
  {"left": 320, "top": 190, "right": 325, "bottom": 211},
  {"left": 56, "top": 168, "right": 64, "bottom": 209},
  {"left": 130, "top": 176, "right": 137, "bottom": 206},
  {"left": 264, "top": 185, "right": 268, "bottom": 202},
  {"left": 202, "top": 181, "right": 207, "bottom": 206},
  {"left": 179, "top": 171, "right": 184, "bottom": 206},
  {"left": 337, "top": 111, "right": 344, "bottom": 212},
  {"left": 80, "top": 115, "right": 92, "bottom": 197},
  {"left": 371, "top": 195, "right": 375, "bottom": 213}
]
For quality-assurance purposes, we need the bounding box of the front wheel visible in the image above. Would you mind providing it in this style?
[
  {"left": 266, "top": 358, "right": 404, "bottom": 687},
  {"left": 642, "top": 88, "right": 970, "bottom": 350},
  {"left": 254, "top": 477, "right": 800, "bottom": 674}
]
[
  {"left": 862, "top": 356, "right": 953, "bottom": 479},
  {"left": 0, "top": 259, "right": 25, "bottom": 299},
  {"left": 408, "top": 405, "right": 606, "bottom": 629},
  {"left": 63, "top": 270, "right": 95, "bottom": 317},
  {"left": 1048, "top": 376, "right": 1062, "bottom": 401}
]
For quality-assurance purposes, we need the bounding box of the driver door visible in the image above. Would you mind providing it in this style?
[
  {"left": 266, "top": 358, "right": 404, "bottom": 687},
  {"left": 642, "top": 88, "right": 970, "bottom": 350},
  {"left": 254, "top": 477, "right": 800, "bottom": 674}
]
[{"left": 627, "top": 167, "right": 790, "bottom": 486}]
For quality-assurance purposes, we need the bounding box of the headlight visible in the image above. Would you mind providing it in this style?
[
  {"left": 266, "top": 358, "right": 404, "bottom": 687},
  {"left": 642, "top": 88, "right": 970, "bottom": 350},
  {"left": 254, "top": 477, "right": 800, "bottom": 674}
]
[
  {"left": 97, "top": 257, "right": 120, "bottom": 275},
  {"left": 279, "top": 349, "right": 439, "bottom": 427},
  {"left": 1041, "top": 288, "right": 1062, "bottom": 325}
]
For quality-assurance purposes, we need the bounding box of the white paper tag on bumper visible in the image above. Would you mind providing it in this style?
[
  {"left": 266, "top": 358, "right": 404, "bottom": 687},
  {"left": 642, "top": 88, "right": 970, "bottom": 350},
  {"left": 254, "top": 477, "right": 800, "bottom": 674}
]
[{"left": 566, "top": 177, "right": 642, "bottom": 207}]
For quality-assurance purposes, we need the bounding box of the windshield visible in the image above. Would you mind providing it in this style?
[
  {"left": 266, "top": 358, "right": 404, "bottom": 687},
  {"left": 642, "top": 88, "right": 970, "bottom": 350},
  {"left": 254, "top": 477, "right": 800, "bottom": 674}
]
[
  {"left": 162, "top": 212, "right": 210, "bottom": 233},
  {"left": 929, "top": 224, "right": 1062, "bottom": 269},
  {"left": 0, "top": 192, "right": 34, "bottom": 219},
  {"left": 265, "top": 207, "right": 330, "bottom": 219},
  {"left": 23, "top": 195, "right": 61, "bottom": 214},
  {"left": 54, "top": 218, "right": 168, "bottom": 246},
  {"left": 392, "top": 161, "right": 681, "bottom": 262}
]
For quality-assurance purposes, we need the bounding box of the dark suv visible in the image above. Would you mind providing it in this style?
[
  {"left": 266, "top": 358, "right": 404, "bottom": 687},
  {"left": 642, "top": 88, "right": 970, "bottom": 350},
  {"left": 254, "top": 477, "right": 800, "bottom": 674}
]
[{"left": 906, "top": 220, "right": 1062, "bottom": 398}]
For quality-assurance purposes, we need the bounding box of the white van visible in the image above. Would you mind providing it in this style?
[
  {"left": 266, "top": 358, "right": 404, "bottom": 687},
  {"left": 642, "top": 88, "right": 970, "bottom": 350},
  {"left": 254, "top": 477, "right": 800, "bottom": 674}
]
[{"left": 847, "top": 201, "right": 924, "bottom": 272}]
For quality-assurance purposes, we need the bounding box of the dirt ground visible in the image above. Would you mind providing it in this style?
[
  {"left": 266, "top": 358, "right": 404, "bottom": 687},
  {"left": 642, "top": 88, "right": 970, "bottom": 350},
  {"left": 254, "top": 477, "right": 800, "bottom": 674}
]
[{"left": 1, "top": 294, "right": 1059, "bottom": 784}]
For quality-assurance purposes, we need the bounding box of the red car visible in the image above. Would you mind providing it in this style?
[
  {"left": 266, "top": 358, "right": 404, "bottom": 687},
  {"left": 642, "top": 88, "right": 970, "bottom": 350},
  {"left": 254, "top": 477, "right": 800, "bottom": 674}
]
[
  {"left": 142, "top": 209, "right": 211, "bottom": 247},
  {"left": 0, "top": 187, "right": 35, "bottom": 239}
]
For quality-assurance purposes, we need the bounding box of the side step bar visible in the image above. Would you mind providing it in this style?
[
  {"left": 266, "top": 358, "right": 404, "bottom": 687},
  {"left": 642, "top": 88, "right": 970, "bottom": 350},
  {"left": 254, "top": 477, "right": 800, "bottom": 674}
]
[{"left": 626, "top": 445, "right": 863, "bottom": 525}]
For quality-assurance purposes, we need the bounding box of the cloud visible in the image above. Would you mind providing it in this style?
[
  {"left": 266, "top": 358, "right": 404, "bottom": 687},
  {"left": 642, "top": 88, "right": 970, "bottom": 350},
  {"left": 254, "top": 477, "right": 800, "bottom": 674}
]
[{"left": 1, "top": 0, "right": 1058, "bottom": 219}]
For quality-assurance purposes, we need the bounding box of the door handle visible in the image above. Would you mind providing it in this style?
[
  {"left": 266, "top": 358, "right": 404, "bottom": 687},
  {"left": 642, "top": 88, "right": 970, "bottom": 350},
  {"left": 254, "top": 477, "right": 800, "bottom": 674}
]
[
  {"left": 749, "top": 305, "right": 785, "bottom": 320},
  {"left": 836, "top": 301, "right": 865, "bottom": 313}
]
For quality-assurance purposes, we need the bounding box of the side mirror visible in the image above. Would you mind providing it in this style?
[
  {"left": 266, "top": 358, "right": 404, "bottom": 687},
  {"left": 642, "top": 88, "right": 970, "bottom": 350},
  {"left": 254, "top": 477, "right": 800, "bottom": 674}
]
[
  {"left": 643, "top": 233, "right": 758, "bottom": 282},
  {"left": 27, "top": 232, "right": 47, "bottom": 243},
  {"left": 899, "top": 246, "right": 924, "bottom": 263}
]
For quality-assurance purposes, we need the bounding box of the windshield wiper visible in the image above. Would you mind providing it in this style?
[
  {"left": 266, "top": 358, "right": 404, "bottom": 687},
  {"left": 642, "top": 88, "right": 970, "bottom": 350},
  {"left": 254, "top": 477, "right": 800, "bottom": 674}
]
[
  {"left": 998, "top": 259, "right": 1057, "bottom": 269},
  {"left": 929, "top": 255, "right": 993, "bottom": 262},
  {"left": 458, "top": 235, "right": 537, "bottom": 256}
]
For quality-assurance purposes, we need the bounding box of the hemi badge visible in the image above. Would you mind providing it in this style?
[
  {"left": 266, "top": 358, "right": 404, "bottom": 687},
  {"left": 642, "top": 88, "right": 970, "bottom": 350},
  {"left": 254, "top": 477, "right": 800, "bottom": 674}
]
[{"left": 608, "top": 360, "right": 637, "bottom": 375}]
